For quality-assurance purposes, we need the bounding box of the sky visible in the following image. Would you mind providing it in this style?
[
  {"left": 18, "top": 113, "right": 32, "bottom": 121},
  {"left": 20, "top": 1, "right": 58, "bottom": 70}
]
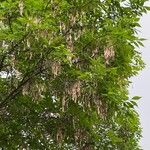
[{"left": 129, "top": 5, "right": 150, "bottom": 150}]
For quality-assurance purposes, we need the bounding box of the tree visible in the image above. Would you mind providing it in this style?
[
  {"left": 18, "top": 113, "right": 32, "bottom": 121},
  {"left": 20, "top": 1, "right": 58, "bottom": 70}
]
[{"left": 0, "top": 0, "right": 149, "bottom": 149}]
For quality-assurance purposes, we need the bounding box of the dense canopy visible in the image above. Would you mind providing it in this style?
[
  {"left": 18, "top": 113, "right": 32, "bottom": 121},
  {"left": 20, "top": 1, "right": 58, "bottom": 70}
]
[{"left": 0, "top": 0, "right": 149, "bottom": 149}]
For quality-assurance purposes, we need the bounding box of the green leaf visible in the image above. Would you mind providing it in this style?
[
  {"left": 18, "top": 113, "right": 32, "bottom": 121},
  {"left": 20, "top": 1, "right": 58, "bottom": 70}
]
[{"left": 132, "top": 96, "right": 141, "bottom": 100}]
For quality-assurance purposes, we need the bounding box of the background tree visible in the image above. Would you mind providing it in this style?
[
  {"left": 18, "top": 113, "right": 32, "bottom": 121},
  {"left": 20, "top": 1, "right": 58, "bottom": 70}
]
[{"left": 0, "top": 0, "right": 149, "bottom": 149}]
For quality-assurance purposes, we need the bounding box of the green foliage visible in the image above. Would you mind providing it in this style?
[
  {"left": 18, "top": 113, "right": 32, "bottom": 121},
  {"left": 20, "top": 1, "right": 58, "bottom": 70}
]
[{"left": 0, "top": 0, "right": 148, "bottom": 149}]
